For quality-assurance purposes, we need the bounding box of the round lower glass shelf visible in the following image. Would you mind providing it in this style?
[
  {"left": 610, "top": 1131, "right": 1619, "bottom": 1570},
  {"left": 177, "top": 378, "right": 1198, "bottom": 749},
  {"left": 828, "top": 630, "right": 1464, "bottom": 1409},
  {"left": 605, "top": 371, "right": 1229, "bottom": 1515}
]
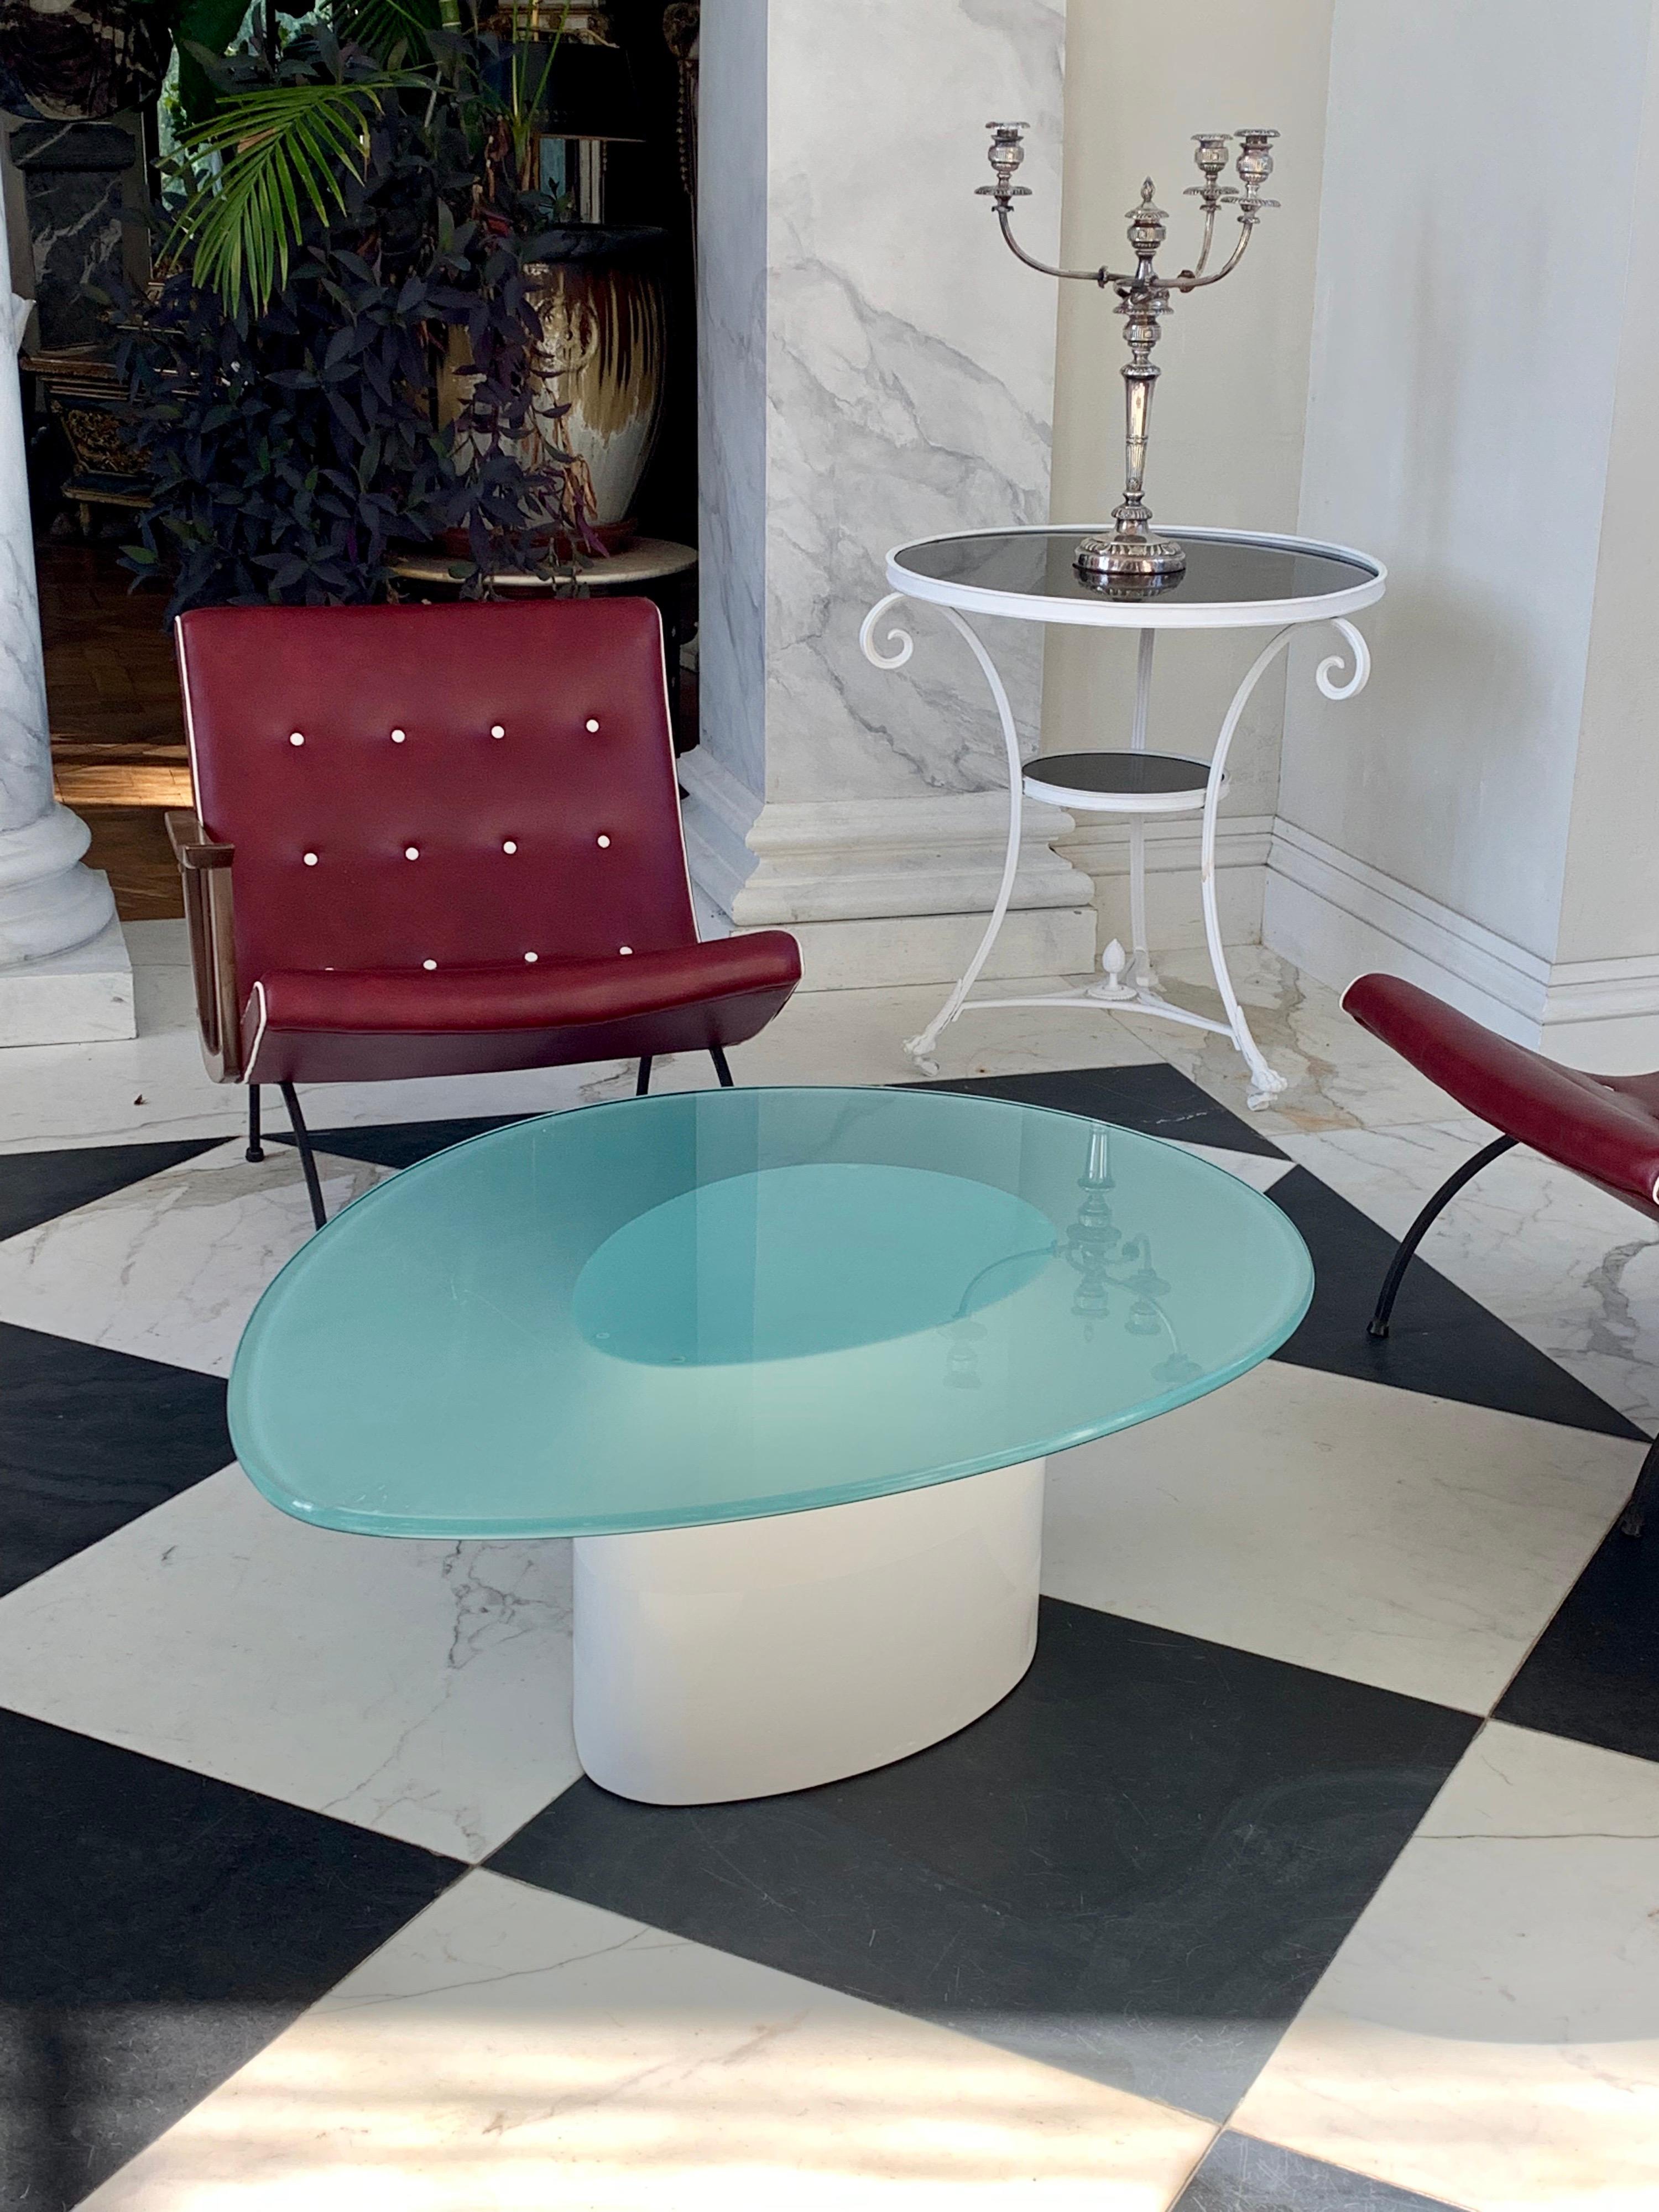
[{"left": 1024, "top": 751, "right": 1219, "bottom": 814}]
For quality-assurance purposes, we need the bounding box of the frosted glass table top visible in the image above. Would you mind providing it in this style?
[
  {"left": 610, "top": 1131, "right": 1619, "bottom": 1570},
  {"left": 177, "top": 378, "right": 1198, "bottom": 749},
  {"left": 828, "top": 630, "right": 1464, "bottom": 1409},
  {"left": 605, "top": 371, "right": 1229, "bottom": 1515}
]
[{"left": 230, "top": 1087, "right": 1313, "bottom": 1540}]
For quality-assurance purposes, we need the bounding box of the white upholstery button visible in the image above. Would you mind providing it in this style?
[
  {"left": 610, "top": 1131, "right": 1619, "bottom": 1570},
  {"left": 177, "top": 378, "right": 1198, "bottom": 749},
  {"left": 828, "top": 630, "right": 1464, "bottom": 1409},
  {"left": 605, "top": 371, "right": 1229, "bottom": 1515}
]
[
  {"left": 619, "top": 945, "right": 633, "bottom": 956},
  {"left": 302, "top": 852, "right": 317, "bottom": 866},
  {"left": 502, "top": 840, "right": 517, "bottom": 855},
  {"left": 491, "top": 724, "right": 505, "bottom": 738},
  {"left": 391, "top": 728, "right": 406, "bottom": 743},
  {"left": 596, "top": 834, "right": 611, "bottom": 848},
  {"left": 524, "top": 951, "right": 539, "bottom": 964},
  {"left": 422, "top": 959, "right": 437, "bottom": 971},
  {"left": 405, "top": 846, "right": 420, "bottom": 860},
  {"left": 585, "top": 718, "right": 601, "bottom": 733},
  {"left": 289, "top": 732, "right": 305, "bottom": 746}
]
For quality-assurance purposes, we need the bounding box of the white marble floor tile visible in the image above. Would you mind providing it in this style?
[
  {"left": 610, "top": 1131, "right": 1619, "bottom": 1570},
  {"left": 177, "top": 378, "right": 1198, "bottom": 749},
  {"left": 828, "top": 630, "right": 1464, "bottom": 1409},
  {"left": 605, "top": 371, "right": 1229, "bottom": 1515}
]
[
  {"left": 0, "top": 1468, "right": 578, "bottom": 1863},
  {"left": 0, "top": 1140, "right": 392, "bottom": 1375},
  {"left": 1041, "top": 1364, "right": 1642, "bottom": 1712},
  {"left": 1281, "top": 1119, "right": 1659, "bottom": 1435},
  {"left": 1115, "top": 947, "right": 1463, "bottom": 1136},
  {"left": 83, "top": 1871, "right": 1216, "bottom": 2210},
  {"left": 1232, "top": 1722, "right": 1659, "bottom": 2210},
  {"left": 731, "top": 974, "right": 1162, "bottom": 1089}
]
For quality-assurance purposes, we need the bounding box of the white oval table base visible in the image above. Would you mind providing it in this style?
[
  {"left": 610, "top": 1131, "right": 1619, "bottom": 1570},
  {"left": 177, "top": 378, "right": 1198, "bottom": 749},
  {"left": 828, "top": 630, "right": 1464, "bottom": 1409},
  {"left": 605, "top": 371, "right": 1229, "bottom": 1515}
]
[
  {"left": 572, "top": 1455, "right": 1044, "bottom": 1804},
  {"left": 862, "top": 526, "right": 1381, "bottom": 1111}
]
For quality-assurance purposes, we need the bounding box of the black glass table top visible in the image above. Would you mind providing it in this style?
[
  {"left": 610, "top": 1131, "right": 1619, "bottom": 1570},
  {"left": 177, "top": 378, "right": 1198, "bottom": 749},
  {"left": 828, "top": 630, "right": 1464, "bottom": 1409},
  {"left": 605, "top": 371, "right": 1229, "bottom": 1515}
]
[{"left": 894, "top": 530, "right": 1378, "bottom": 608}]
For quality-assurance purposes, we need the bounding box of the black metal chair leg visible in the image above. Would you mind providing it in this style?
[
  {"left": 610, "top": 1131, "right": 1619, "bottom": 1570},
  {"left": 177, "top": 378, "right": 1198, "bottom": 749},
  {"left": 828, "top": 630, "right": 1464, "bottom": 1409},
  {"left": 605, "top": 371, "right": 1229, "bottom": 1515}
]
[
  {"left": 1619, "top": 1433, "right": 1659, "bottom": 1540},
  {"left": 636, "top": 1056, "right": 653, "bottom": 1097},
  {"left": 1368, "top": 1133, "right": 1518, "bottom": 1339},
  {"left": 279, "top": 1081, "right": 327, "bottom": 1230},
  {"left": 709, "top": 1044, "right": 734, "bottom": 1089},
  {"left": 246, "top": 1083, "right": 264, "bottom": 1163}
]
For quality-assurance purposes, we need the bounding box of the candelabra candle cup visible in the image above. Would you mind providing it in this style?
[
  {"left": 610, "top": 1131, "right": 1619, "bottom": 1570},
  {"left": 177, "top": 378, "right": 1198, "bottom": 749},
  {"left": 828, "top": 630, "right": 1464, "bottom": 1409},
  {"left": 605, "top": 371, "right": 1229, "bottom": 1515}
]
[{"left": 979, "top": 120, "right": 1280, "bottom": 589}]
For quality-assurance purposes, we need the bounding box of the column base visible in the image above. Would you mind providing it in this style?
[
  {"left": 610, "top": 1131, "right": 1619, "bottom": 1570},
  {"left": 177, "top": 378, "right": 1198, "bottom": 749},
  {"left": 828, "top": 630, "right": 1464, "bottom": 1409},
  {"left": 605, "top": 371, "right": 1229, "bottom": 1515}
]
[
  {"left": 572, "top": 1457, "right": 1045, "bottom": 1805},
  {"left": 0, "top": 909, "right": 135, "bottom": 1047},
  {"left": 785, "top": 905, "right": 1096, "bottom": 991}
]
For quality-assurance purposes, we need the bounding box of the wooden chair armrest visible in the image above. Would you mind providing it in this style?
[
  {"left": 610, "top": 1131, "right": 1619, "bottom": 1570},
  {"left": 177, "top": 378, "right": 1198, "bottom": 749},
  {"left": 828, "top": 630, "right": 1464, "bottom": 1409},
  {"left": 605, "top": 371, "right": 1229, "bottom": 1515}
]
[
  {"left": 165, "top": 810, "right": 234, "bottom": 872},
  {"left": 166, "top": 811, "right": 242, "bottom": 1082}
]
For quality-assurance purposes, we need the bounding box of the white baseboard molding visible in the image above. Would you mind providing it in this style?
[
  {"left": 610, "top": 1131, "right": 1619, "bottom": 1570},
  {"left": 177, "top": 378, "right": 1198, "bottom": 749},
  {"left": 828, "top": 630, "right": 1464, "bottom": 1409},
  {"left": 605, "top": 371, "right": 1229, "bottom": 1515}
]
[
  {"left": 1266, "top": 817, "right": 1659, "bottom": 1071},
  {"left": 1058, "top": 813, "right": 1271, "bottom": 958}
]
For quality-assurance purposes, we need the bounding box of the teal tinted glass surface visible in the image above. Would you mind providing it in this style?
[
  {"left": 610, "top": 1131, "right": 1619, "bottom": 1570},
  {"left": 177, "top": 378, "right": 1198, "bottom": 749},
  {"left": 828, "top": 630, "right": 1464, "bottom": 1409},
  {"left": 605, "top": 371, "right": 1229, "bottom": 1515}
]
[{"left": 229, "top": 1087, "right": 1312, "bottom": 1538}]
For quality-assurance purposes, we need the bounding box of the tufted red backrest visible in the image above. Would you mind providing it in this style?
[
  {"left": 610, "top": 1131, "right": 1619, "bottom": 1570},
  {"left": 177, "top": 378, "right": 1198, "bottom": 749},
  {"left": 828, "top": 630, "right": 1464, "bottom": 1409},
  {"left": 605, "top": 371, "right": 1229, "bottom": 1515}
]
[{"left": 175, "top": 598, "right": 698, "bottom": 988}]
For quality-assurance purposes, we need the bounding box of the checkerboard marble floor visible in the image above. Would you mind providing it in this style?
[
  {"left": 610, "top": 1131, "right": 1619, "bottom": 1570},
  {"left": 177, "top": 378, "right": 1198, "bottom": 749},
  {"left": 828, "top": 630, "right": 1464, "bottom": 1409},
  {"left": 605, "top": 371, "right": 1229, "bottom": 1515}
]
[{"left": 4, "top": 925, "right": 1659, "bottom": 2210}]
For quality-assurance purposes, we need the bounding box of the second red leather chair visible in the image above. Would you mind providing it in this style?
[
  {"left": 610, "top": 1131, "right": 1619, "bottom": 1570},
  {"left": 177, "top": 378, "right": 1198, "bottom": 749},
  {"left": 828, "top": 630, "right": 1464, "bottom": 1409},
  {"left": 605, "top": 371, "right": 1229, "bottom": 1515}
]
[{"left": 1344, "top": 971, "right": 1659, "bottom": 1537}]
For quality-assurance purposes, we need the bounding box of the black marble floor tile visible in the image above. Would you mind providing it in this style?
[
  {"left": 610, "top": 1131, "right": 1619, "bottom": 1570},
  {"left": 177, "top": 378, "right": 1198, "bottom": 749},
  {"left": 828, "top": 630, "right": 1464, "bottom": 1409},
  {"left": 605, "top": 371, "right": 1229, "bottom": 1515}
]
[
  {"left": 1173, "top": 2131, "right": 1459, "bottom": 2210},
  {"left": 0, "top": 1323, "right": 232, "bottom": 1599},
  {"left": 922, "top": 1062, "right": 1288, "bottom": 1159},
  {"left": 1268, "top": 1169, "right": 1642, "bottom": 1441},
  {"left": 489, "top": 1599, "right": 1474, "bottom": 2122},
  {"left": 0, "top": 1139, "right": 222, "bottom": 1245},
  {"left": 0, "top": 1709, "right": 461, "bottom": 2211},
  {"left": 272, "top": 1111, "right": 533, "bottom": 1171},
  {"left": 1495, "top": 1516, "right": 1659, "bottom": 1760}
]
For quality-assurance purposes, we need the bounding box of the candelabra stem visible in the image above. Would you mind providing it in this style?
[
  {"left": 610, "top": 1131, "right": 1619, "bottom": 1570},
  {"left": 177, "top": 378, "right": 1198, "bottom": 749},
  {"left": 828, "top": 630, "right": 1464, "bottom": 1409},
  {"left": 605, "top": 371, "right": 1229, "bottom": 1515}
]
[{"left": 1124, "top": 359, "right": 1153, "bottom": 502}]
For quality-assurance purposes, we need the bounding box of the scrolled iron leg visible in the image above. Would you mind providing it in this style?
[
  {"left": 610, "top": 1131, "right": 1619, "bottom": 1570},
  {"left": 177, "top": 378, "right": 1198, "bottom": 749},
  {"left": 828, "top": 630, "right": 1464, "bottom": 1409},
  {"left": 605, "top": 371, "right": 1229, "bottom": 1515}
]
[
  {"left": 1366, "top": 1133, "right": 1518, "bottom": 1339},
  {"left": 1200, "top": 617, "right": 1375, "bottom": 1110},
  {"left": 1619, "top": 1433, "right": 1659, "bottom": 1540},
  {"left": 279, "top": 1080, "right": 327, "bottom": 1232},
  {"left": 861, "top": 594, "right": 1029, "bottom": 1077}
]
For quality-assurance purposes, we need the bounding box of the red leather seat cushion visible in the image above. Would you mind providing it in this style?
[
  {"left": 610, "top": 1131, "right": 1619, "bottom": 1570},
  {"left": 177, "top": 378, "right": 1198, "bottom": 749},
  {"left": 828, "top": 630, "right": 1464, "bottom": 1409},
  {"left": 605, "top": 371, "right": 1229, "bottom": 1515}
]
[
  {"left": 243, "top": 932, "right": 802, "bottom": 1085},
  {"left": 1343, "top": 972, "right": 1659, "bottom": 1221}
]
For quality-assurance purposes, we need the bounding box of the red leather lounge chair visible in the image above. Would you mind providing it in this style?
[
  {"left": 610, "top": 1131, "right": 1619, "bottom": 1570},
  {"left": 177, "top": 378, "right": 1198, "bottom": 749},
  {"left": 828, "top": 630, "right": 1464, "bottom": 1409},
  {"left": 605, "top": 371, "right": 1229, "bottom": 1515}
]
[
  {"left": 169, "top": 598, "right": 802, "bottom": 1227},
  {"left": 1344, "top": 971, "right": 1659, "bottom": 1536}
]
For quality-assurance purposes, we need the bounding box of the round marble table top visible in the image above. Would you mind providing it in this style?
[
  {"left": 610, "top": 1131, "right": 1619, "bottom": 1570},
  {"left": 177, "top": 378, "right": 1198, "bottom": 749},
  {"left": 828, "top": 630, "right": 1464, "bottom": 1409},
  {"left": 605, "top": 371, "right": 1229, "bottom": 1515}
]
[
  {"left": 886, "top": 525, "right": 1386, "bottom": 630},
  {"left": 229, "top": 1087, "right": 1312, "bottom": 1541}
]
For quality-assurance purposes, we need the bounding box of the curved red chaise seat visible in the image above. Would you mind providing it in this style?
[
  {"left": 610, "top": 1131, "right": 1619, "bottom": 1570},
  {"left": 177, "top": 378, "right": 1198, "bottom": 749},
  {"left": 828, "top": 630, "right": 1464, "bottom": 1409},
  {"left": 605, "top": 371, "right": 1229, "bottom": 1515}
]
[
  {"left": 1343, "top": 971, "right": 1659, "bottom": 1536},
  {"left": 170, "top": 597, "right": 802, "bottom": 1225}
]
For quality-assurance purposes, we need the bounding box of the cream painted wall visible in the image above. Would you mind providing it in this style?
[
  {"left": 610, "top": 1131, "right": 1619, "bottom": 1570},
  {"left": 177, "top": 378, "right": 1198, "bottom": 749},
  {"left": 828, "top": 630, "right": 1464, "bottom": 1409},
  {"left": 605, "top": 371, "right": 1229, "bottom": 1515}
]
[
  {"left": 1277, "top": 0, "right": 1653, "bottom": 971},
  {"left": 1556, "top": 17, "right": 1659, "bottom": 969},
  {"left": 1042, "top": 0, "right": 1334, "bottom": 947}
]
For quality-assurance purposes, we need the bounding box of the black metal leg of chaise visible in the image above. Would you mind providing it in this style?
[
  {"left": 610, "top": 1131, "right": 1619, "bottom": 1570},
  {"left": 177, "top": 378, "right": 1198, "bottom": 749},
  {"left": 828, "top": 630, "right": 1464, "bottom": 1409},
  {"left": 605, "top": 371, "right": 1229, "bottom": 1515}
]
[
  {"left": 280, "top": 1081, "right": 327, "bottom": 1231},
  {"left": 1366, "top": 1134, "right": 1518, "bottom": 1340}
]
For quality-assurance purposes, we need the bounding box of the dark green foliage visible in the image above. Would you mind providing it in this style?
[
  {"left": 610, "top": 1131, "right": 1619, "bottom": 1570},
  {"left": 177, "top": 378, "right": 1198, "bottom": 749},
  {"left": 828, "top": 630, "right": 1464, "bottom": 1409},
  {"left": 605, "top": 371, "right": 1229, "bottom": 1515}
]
[{"left": 121, "top": 32, "right": 581, "bottom": 617}]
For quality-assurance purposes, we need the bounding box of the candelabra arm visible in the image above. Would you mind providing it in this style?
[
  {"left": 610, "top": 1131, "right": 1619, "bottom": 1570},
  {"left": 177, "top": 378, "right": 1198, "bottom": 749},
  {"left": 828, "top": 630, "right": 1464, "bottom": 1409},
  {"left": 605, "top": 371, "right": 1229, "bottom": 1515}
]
[
  {"left": 1186, "top": 204, "right": 1219, "bottom": 280},
  {"left": 1170, "top": 218, "right": 1255, "bottom": 293},
  {"left": 993, "top": 207, "right": 1120, "bottom": 284}
]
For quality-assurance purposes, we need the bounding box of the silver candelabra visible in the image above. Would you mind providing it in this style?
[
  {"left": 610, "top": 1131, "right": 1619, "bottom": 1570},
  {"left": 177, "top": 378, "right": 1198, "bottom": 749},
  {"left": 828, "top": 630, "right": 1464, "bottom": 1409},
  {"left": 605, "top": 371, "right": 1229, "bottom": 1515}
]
[{"left": 979, "top": 122, "right": 1280, "bottom": 589}]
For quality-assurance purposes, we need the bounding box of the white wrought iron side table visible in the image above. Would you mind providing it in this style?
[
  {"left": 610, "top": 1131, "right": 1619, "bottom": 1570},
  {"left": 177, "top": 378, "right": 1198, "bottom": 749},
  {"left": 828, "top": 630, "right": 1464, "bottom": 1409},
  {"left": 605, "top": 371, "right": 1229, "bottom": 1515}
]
[{"left": 860, "top": 526, "right": 1386, "bottom": 1107}]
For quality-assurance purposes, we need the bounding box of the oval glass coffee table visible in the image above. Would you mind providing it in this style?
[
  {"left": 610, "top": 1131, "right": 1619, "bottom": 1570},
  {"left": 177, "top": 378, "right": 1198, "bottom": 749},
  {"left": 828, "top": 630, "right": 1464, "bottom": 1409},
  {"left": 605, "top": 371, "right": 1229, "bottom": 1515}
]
[{"left": 231, "top": 1087, "right": 1311, "bottom": 1805}]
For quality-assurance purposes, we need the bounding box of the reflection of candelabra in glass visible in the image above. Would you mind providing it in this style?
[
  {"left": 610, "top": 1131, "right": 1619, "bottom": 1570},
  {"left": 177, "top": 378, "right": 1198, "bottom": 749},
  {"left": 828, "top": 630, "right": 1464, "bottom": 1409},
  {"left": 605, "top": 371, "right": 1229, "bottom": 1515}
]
[
  {"left": 1061, "top": 1127, "right": 1200, "bottom": 1385},
  {"left": 978, "top": 121, "right": 1280, "bottom": 589},
  {"left": 941, "top": 1126, "right": 1202, "bottom": 1389}
]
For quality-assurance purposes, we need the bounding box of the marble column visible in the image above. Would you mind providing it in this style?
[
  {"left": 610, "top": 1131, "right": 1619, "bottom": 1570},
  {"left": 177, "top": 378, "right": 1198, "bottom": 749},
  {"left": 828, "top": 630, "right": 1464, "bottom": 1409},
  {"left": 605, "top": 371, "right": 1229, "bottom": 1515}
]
[
  {"left": 0, "top": 291, "right": 132, "bottom": 1044},
  {"left": 684, "top": 0, "right": 1095, "bottom": 988}
]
